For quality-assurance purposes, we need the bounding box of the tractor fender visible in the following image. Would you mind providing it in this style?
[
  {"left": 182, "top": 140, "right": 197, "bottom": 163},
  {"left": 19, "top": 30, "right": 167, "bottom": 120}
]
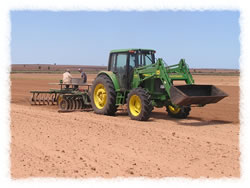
[{"left": 96, "top": 71, "right": 120, "bottom": 91}]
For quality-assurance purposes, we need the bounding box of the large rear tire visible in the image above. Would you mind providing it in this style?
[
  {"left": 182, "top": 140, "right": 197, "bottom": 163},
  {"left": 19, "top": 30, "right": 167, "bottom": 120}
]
[
  {"left": 166, "top": 105, "right": 191, "bottom": 119},
  {"left": 127, "top": 88, "right": 153, "bottom": 121},
  {"left": 91, "top": 75, "right": 117, "bottom": 115}
]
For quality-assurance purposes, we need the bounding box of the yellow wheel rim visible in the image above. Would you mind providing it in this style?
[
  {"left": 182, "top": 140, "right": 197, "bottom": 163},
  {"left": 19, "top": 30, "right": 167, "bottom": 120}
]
[
  {"left": 94, "top": 83, "right": 107, "bottom": 109},
  {"left": 168, "top": 105, "right": 181, "bottom": 114},
  {"left": 58, "top": 95, "right": 63, "bottom": 104},
  {"left": 129, "top": 95, "right": 142, "bottom": 117}
]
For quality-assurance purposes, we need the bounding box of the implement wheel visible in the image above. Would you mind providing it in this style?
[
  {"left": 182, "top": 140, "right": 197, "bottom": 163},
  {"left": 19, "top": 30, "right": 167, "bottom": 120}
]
[
  {"left": 91, "top": 75, "right": 117, "bottom": 115},
  {"left": 59, "top": 98, "right": 69, "bottom": 110},
  {"left": 75, "top": 98, "right": 80, "bottom": 109},
  {"left": 127, "top": 88, "right": 153, "bottom": 121},
  {"left": 166, "top": 105, "right": 191, "bottom": 119},
  {"left": 57, "top": 95, "right": 63, "bottom": 105},
  {"left": 30, "top": 96, "right": 35, "bottom": 105}
]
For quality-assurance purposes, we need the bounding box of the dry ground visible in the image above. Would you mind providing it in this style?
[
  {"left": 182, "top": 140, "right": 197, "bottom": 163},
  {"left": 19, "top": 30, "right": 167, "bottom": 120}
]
[{"left": 10, "top": 73, "right": 240, "bottom": 178}]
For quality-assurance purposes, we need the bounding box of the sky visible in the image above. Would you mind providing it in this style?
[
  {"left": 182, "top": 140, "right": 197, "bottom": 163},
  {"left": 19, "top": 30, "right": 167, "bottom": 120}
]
[{"left": 10, "top": 11, "right": 240, "bottom": 69}]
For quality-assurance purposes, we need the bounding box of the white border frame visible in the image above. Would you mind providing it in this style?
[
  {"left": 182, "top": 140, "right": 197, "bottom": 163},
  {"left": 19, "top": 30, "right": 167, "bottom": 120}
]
[{"left": 1, "top": 0, "right": 249, "bottom": 188}]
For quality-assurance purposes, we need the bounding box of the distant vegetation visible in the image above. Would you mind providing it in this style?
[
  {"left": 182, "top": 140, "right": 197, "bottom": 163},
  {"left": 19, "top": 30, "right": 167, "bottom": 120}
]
[
  {"left": 190, "top": 68, "right": 239, "bottom": 76},
  {"left": 11, "top": 64, "right": 107, "bottom": 74},
  {"left": 11, "top": 64, "right": 239, "bottom": 76}
]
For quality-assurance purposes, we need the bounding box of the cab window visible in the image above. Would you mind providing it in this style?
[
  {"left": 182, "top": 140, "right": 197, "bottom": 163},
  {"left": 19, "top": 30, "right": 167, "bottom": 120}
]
[
  {"left": 144, "top": 54, "right": 153, "bottom": 66},
  {"left": 129, "top": 54, "right": 136, "bottom": 68},
  {"left": 116, "top": 53, "right": 128, "bottom": 90},
  {"left": 116, "top": 53, "right": 127, "bottom": 73},
  {"left": 116, "top": 54, "right": 127, "bottom": 68},
  {"left": 110, "top": 53, "right": 116, "bottom": 72},
  {"left": 138, "top": 53, "right": 154, "bottom": 67}
]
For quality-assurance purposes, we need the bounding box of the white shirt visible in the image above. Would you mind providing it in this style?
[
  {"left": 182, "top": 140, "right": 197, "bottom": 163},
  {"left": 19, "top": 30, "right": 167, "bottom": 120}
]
[{"left": 63, "top": 72, "right": 72, "bottom": 84}]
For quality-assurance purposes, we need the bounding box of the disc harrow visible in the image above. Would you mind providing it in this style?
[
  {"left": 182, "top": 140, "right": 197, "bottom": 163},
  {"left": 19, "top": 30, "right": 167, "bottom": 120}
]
[
  {"left": 58, "top": 94, "right": 92, "bottom": 112},
  {"left": 30, "top": 79, "right": 92, "bottom": 112},
  {"left": 30, "top": 91, "right": 60, "bottom": 105}
]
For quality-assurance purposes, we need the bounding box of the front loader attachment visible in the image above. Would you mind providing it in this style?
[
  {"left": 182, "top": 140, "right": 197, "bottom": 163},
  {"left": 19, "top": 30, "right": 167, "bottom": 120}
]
[{"left": 170, "top": 85, "right": 228, "bottom": 106}]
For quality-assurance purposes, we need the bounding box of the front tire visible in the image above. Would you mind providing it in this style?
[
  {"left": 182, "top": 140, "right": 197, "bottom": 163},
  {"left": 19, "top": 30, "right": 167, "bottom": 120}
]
[
  {"left": 91, "top": 75, "right": 117, "bottom": 115},
  {"left": 127, "top": 88, "right": 153, "bottom": 121},
  {"left": 166, "top": 105, "right": 191, "bottom": 119}
]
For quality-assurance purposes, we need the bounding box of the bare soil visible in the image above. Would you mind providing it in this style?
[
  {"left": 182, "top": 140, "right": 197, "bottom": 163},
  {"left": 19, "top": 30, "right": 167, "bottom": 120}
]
[{"left": 10, "top": 74, "right": 240, "bottom": 178}]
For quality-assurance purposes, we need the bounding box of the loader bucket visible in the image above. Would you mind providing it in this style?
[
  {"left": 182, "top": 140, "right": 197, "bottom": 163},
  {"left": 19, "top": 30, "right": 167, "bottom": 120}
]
[{"left": 170, "top": 85, "right": 228, "bottom": 106}]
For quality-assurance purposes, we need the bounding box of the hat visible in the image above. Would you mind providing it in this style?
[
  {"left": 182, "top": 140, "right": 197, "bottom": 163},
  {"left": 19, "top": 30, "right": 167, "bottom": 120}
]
[
  {"left": 66, "top": 69, "right": 70, "bottom": 72},
  {"left": 78, "top": 68, "right": 83, "bottom": 72}
]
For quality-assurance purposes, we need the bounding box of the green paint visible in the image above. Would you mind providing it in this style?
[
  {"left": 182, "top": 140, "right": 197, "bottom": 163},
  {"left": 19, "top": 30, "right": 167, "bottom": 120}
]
[
  {"left": 95, "top": 49, "right": 195, "bottom": 107},
  {"left": 97, "top": 71, "right": 120, "bottom": 91}
]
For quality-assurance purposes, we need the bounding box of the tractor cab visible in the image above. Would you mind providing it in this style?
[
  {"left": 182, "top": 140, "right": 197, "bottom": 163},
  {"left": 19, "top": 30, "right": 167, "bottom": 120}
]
[{"left": 108, "top": 49, "right": 156, "bottom": 91}]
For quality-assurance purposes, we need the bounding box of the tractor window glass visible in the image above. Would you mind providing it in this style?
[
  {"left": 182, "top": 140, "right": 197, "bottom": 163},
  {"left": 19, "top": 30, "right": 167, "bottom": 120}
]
[
  {"left": 110, "top": 54, "right": 116, "bottom": 72},
  {"left": 116, "top": 54, "right": 127, "bottom": 68},
  {"left": 138, "top": 54, "right": 143, "bottom": 67},
  {"left": 138, "top": 53, "right": 153, "bottom": 67},
  {"left": 129, "top": 54, "right": 136, "bottom": 68},
  {"left": 128, "top": 54, "right": 136, "bottom": 87},
  {"left": 116, "top": 53, "right": 128, "bottom": 90},
  {"left": 145, "top": 54, "right": 153, "bottom": 66}
]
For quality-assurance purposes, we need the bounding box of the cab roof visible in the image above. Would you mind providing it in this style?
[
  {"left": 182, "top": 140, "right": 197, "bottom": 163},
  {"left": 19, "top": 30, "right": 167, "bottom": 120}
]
[{"left": 110, "top": 48, "right": 156, "bottom": 53}]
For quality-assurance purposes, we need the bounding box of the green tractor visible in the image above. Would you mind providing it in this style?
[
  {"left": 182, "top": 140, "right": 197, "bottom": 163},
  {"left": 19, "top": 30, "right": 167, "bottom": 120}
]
[{"left": 90, "top": 49, "right": 227, "bottom": 121}]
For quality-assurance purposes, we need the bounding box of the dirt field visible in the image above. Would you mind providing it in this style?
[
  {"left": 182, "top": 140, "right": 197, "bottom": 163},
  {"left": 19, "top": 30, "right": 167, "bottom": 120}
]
[{"left": 10, "top": 73, "right": 240, "bottom": 178}]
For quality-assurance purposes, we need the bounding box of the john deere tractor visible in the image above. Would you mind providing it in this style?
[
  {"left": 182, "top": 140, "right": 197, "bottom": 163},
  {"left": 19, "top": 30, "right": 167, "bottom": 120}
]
[{"left": 91, "top": 49, "right": 227, "bottom": 121}]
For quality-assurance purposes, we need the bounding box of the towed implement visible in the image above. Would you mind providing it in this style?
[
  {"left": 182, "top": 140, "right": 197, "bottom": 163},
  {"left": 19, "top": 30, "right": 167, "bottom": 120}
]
[
  {"left": 30, "top": 48, "right": 228, "bottom": 121},
  {"left": 30, "top": 78, "right": 91, "bottom": 112}
]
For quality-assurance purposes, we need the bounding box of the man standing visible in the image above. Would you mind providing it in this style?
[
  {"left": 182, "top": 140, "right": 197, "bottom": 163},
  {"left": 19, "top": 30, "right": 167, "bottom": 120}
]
[
  {"left": 63, "top": 69, "right": 72, "bottom": 88},
  {"left": 78, "top": 68, "right": 87, "bottom": 83}
]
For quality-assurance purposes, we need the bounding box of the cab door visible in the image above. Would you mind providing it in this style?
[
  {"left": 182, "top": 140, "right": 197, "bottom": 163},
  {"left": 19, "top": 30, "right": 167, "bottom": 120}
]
[
  {"left": 127, "top": 53, "right": 136, "bottom": 89},
  {"left": 109, "top": 53, "right": 128, "bottom": 91},
  {"left": 116, "top": 53, "right": 128, "bottom": 91}
]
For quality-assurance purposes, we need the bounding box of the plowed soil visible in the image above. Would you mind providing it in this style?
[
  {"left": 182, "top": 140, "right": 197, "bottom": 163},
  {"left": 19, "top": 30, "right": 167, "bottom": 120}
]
[{"left": 10, "top": 74, "right": 240, "bottom": 178}]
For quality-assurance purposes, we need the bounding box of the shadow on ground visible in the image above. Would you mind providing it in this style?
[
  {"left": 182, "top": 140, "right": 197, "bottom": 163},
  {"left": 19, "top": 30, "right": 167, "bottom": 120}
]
[{"left": 150, "top": 111, "right": 232, "bottom": 126}]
